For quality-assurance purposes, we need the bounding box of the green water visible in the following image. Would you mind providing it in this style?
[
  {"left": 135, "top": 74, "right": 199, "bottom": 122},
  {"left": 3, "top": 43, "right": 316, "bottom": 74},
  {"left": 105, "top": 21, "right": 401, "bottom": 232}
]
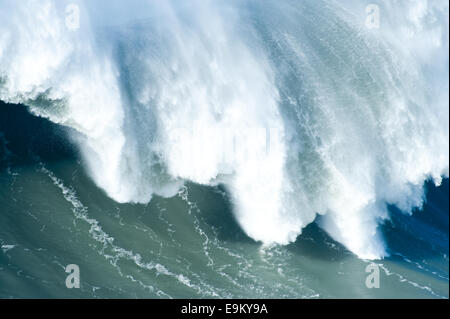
[{"left": 0, "top": 153, "right": 448, "bottom": 298}]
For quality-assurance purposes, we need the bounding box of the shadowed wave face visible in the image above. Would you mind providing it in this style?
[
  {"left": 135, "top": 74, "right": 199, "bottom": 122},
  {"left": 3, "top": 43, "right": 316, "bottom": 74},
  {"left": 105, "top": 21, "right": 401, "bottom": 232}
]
[{"left": 0, "top": 0, "right": 448, "bottom": 262}]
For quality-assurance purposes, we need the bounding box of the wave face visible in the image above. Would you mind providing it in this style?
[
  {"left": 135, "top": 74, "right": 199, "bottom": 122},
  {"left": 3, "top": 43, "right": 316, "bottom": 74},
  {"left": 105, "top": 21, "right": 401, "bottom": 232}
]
[{"left": 0, "top": 0, "right": 448, "bottom": 259}]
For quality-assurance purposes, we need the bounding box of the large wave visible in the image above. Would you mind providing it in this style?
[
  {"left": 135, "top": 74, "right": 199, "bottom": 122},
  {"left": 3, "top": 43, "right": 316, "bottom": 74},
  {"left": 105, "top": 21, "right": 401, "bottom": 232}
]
[{"left": 0, "top": 0, "right": 448, "bottom": 259}]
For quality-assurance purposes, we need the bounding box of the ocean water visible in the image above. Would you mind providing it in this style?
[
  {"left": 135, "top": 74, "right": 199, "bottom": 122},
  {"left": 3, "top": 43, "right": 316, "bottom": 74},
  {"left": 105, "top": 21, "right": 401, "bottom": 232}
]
[{"left": 0, "top": 0, "right": 449, "bottom": 298}]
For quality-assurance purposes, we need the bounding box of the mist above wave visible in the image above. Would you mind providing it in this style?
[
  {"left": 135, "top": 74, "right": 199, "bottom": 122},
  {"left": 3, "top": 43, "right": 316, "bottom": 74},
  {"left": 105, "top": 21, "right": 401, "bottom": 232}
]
[{"left": 0, "top": 0, "right": 448, "bottom": 259}]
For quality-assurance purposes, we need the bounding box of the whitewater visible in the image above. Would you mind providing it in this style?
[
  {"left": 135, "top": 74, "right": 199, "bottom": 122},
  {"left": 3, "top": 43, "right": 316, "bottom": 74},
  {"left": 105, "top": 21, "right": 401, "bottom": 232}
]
[{"left": 0, "top": 0, "right": 448, "bottom": 263}]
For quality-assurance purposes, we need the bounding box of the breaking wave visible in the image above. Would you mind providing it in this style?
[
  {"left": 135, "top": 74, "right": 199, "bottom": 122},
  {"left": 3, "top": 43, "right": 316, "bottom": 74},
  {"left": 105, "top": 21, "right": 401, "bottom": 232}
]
[{"left": 0, "top": 0, "right": 448, "bottom": 259}]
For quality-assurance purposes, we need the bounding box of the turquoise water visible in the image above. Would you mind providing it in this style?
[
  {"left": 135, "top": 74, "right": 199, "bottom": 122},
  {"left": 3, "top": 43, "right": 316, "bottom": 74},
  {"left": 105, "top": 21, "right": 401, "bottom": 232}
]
[{"left": 0, "top": 103, "right": 448, "bottom": 298}]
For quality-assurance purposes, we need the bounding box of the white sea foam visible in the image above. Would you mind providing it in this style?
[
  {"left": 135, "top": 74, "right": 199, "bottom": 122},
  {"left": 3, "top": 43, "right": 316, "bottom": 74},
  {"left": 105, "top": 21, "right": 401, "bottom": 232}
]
[
  {"left": 40, "top": 164, "right": 218, "bottom": 297},
  {"left": 1, "top": 0, "right": 448, "bottom": 259}
]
